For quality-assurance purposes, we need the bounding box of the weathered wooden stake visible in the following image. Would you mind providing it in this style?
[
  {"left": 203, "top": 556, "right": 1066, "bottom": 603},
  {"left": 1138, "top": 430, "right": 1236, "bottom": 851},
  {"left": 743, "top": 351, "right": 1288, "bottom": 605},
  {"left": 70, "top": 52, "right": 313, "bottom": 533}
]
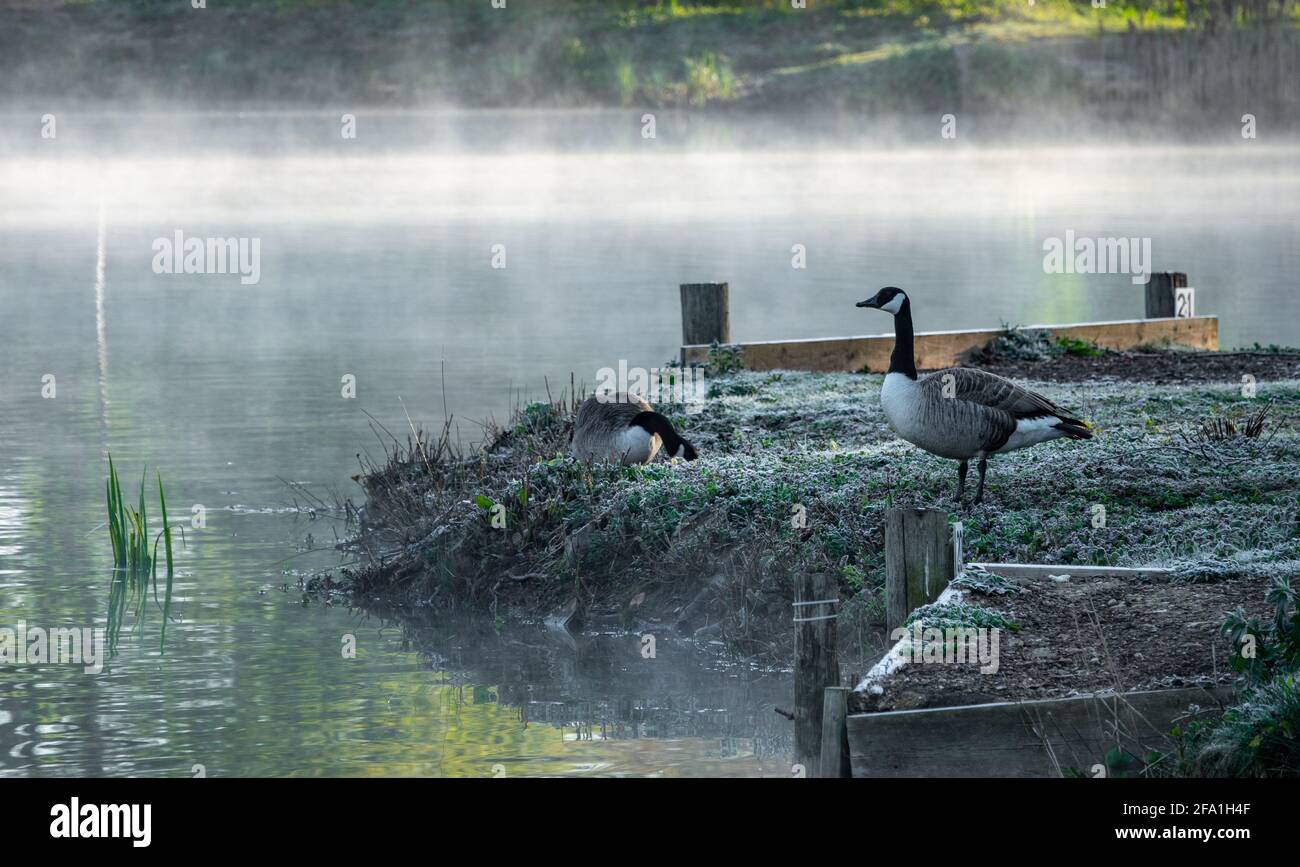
[
  {"left": 1144, "top": 271, "right": 1187, "bottom": 319},
  {"left": 952, "top": 520, "right": 965, "bottom": 576},
  {"left": 818, "top": 686, "right": 851, "bottom": 779},
  {"left": 679, "top": 282, "right": 730, "bottom": 347},
  {"left": 794, "top": 570, "right": 839, "bottom": 777},
  {"left": 884, "top": 508, "right": 955, "bottom": 631}
]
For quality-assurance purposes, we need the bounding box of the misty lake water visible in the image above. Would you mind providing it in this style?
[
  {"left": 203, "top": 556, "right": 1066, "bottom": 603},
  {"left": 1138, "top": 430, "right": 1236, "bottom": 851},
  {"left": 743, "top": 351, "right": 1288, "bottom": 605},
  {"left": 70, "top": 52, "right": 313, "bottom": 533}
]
[{"left": 1, "top": 112, "right": 1298, "bottom": 776}]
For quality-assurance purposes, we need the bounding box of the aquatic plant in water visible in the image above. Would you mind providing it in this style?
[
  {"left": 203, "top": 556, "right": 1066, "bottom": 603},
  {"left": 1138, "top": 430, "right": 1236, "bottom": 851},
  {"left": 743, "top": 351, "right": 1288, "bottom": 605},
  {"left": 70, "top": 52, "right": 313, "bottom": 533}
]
[{"left": 105, "top": 455, "right": 177, "bottom": 656}]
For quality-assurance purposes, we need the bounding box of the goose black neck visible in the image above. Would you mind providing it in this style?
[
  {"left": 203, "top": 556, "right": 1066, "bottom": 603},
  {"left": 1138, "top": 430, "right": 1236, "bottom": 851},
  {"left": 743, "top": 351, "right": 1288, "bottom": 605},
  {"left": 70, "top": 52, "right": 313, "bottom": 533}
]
[
  {"left": 889, "top": 299, "right": 917, "bottom": 379},
  {"left": 631, "top": 411, "right": 683, "bottom": 452}
]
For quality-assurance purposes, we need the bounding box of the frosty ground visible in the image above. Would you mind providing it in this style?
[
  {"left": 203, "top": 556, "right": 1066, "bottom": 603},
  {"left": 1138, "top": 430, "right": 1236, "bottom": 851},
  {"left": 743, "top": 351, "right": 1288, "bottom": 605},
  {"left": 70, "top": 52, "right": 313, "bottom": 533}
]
[{"left": 336, "top": 353, "right": 1300, "bottom": 678}]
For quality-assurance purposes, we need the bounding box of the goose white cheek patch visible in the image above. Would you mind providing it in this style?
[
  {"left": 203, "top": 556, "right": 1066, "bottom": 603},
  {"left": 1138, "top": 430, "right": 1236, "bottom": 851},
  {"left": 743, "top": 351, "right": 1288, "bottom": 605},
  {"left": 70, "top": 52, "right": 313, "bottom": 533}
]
[{"left": 881, "top": 294, "right": 906, "bottom": 315}]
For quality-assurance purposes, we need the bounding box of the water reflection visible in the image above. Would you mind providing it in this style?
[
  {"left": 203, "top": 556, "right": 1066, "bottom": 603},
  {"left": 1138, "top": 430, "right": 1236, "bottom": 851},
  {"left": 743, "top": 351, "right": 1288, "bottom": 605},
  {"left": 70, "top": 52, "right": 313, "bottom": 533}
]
[
  {"left": 392, "top": 614, "right": 794, "bottom": 777},
  {"left": 0, "top": 454, "right": 792, "bottom": 778},
  {"left": 2, "top": 112, "right": 1297, "bottom": 777}
]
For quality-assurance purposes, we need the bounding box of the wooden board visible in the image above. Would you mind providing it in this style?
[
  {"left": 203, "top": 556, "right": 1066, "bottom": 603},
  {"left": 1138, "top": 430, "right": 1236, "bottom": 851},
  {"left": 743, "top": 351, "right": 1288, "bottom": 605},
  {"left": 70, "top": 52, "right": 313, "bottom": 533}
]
[
  {"left": 681, "top": 316, "right": 1218, "bottom": 373},
  {"left": 968, "top": 563, "right": 1174, "bottom": 580},
  {"left": 847, "top": 686, "right": 1229, "bottom": 778}
]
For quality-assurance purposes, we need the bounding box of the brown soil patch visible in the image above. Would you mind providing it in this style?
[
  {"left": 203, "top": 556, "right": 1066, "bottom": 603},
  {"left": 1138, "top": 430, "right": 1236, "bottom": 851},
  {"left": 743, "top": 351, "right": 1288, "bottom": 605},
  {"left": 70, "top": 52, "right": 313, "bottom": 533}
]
[
  {"left": 972, "top": 351, "right": 1300, "bottom": 385},
  {"left": 851, "top": 573, "right": 1272, "bottom": 714}
]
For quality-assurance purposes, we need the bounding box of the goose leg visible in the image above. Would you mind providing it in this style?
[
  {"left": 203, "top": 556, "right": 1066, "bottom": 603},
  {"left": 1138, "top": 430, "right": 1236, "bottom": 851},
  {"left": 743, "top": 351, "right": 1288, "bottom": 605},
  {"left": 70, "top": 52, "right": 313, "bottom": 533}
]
[
  {"left": 973, "top": 456, "right": 988, "bottom": 505},
  {"left": 956, "top": 460, "right": 968, "bottom": 503}
]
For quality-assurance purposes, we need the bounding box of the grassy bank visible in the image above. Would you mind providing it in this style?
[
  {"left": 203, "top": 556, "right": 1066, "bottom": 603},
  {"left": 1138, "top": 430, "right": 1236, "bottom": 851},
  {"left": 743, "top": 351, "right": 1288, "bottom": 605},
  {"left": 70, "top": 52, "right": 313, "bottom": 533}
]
[
  {"left": 338, "top": 347, "right": 1300, "bottom": 774},
  {"left": 338, "top": 357, "right": 1300, "bottom": 668},
  {"left": 5, "top": 1, "right": 1299, "bottom": 125}
]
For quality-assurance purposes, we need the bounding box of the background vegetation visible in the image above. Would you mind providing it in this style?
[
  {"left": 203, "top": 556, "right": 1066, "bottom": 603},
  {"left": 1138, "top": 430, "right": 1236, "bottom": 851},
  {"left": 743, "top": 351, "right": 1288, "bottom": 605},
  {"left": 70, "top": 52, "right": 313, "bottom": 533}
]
[{"left": 3, "top": 0, "right": 1297, "bottom": 122}]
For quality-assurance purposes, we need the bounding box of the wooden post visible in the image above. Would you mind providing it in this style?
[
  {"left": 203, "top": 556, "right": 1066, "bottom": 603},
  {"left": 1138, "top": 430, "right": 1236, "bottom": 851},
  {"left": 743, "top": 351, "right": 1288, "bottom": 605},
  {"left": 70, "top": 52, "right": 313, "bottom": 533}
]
[
  {"left": 793, "top": 570, "right": 839, "bottom": 777},
  {"left": 680, "top": 282, "right": 730, "bottom": 347},
  {"left": 1144, "top": 271, "right": 1187, "bottom": 319},
  {"left": 952, "top": 520, "right": 964, "bottom": 576},
  {"left": 884, "top": 508, "right": 955, "bottom": 631},
  {"left": 818, "top": 686, "right": 851, "bottom": 778}
]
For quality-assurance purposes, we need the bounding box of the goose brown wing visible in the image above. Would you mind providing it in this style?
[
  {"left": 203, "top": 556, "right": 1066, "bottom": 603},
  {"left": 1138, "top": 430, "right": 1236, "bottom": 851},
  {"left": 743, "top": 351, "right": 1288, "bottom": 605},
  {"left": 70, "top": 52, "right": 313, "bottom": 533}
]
[
  {"left": 575, "top": 393, "right": 653, "bottom": 432},
  {"left": 916, "top": 367, "right": 1084, "bottom": 454},
  {"left": 922, "top": 367, "right": 1070, "bottom": 420}
]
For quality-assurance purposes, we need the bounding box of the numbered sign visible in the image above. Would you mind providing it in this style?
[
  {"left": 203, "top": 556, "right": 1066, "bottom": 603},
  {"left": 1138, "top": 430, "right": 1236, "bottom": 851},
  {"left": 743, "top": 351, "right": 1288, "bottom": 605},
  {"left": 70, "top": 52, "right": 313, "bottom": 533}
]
[{"left": 1174, "top": 286, "right": 1195, "bottom": 318}]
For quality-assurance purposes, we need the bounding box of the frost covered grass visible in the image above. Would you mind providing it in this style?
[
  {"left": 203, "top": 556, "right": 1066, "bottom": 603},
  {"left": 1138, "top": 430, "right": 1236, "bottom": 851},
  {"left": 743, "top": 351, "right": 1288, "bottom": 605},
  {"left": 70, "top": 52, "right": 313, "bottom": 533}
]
[
  {"left": 904, "top": 600, "right": 1020, "bottom": 633},
  {"left": 1153, "top": 575, "right": 1300, "bottom": 777},
  {"left": 340, "top": 369, "right": 1299, "bottom": 660}
]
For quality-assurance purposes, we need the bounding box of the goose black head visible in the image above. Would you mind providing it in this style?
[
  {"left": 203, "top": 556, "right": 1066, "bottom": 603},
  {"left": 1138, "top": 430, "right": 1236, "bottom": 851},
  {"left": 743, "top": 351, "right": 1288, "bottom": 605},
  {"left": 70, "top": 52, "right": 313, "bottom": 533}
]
[
  {"left": 857, "top": 286, "right": 908, "bottom": 315},
  {"left": 671, "top": 439, "right": 699, "bottom": 461}
]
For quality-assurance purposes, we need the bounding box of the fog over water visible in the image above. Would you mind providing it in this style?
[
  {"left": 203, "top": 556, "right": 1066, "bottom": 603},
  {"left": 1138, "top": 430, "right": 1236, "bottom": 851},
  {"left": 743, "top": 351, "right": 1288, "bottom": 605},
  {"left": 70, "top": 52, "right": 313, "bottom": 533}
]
[{"left": 1, "top": 111, "right": 1297, "bottom": 776}]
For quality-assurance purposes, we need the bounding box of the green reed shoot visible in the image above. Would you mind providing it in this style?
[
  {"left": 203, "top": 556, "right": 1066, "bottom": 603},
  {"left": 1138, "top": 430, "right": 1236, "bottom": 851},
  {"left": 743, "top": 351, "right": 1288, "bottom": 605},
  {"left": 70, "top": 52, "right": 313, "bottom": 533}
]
[{"left": 105, "top": 454, "right": 177, "bottom": 655}]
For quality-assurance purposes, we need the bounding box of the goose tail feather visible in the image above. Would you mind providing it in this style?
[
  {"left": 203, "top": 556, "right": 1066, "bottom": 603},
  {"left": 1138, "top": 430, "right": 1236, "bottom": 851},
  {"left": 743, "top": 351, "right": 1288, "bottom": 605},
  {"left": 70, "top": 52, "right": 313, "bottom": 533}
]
[{"left": 1053, "top": 416, "right": 1093, "bottom": 439}]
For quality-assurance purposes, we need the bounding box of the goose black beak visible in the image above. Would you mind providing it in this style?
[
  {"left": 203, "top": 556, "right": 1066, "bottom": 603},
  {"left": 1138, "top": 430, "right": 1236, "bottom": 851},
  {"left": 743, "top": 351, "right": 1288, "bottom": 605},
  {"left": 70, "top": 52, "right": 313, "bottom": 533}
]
[{"left": 857, "top": 296, "right": 881, "bottom": 309}]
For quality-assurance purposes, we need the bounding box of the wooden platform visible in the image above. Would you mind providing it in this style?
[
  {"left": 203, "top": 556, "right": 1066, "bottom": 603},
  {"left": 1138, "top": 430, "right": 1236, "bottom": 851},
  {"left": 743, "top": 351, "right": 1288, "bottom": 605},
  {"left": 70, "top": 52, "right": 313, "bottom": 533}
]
[
  {"left": 682, "top": 315, "right": 1218, "bottom": 373},
  {"left": 846, "top": 686, "right": 1228, "bottom": 778}
]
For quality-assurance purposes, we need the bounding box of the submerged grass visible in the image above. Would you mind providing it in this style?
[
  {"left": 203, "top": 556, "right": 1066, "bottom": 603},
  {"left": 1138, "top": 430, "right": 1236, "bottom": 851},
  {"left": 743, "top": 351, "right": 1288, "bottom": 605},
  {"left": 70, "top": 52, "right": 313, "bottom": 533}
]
[{"left": 105, "top": 455, "right": 177, "bottom": 656}]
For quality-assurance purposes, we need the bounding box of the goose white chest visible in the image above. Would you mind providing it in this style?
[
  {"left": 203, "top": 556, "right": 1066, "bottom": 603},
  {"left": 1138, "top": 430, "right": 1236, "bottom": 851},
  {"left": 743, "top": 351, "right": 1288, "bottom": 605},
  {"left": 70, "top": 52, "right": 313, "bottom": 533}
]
[
  {"left": 614, "top": 425, "right": 660, "bottom": 464},
  {"left": 880, "top": 372, "right": 982, "bottom": 460},
  {"left": 880, "top": 373, "right": 922, "bottom": 430},
  {"left": 880, "top": 373, "right": 933, "bottom": 445}
]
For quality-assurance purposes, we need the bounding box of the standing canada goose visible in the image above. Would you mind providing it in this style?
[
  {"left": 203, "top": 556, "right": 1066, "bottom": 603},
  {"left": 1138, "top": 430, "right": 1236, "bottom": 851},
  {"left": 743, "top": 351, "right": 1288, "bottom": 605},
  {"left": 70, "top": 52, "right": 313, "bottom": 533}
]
[
  {"left": 857, "top": 287, "right": 1092, "bottom": 504},
  {"left": 571, "top": 393, "right": 698, "bottom": 465}
]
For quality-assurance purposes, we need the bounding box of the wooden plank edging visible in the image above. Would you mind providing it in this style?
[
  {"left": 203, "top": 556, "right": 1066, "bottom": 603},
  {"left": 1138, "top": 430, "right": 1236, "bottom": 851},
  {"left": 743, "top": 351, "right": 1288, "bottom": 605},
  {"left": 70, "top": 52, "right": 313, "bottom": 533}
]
[
  {"left": 682, "top": 315, "right": 1218, "bottom": 373},
  {"left": 846, "top": 686, "right": 1231, "bottom": 778},
  {"left": 968, "top": 563, "right": 1174, "bottom": 580}
]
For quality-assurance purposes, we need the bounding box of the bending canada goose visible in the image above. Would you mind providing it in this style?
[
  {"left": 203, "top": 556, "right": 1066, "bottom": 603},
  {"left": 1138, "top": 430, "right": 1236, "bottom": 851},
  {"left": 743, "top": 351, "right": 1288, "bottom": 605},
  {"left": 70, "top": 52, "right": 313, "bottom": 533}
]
[
  {"left": 857, "top": 287, "right": 1092, "bottom": 504},
  {"left": 571, "top": 393, "right": 698, "bottom": 465}
]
